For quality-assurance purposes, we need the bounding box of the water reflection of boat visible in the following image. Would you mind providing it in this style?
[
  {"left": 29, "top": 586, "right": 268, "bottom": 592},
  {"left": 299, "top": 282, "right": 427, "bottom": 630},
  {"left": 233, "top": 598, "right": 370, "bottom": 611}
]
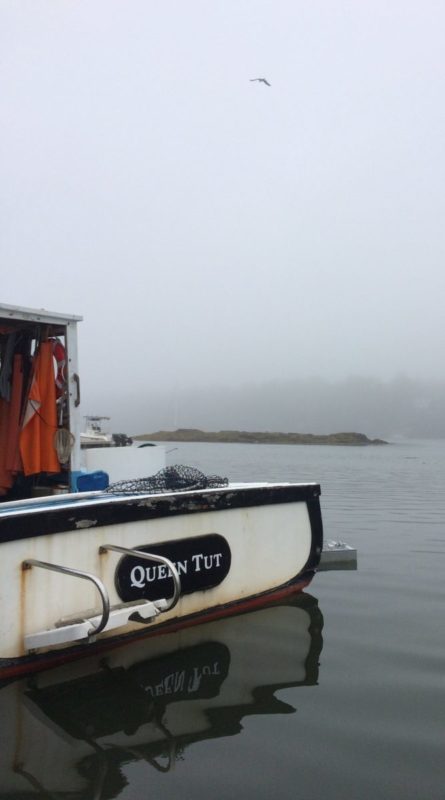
[{"left": 0, "top": 593, "right": 323, "bottom": 797}]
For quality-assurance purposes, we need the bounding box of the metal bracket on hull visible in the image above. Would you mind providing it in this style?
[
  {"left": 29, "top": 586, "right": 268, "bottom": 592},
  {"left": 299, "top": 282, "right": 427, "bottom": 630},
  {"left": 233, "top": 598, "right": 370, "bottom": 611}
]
[{"left": 22, "top": 548, "right": 182, "bottom": 652}]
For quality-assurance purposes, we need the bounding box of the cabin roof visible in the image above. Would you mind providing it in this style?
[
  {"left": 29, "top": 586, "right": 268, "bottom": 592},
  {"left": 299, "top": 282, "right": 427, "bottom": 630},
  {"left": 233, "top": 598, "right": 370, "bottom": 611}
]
[{"left": 0, "top": 303, "right": 82, "bottom": 327}]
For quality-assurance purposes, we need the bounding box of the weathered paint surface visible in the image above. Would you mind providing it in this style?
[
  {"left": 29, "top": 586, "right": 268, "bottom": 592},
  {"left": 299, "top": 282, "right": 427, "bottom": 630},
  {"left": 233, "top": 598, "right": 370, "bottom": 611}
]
[
  {"left": 0, "top": 482, "right": 321, "bottom": 542},
  {"left": 0, "top": 483, "right": 322, "bottom": 673},
  {"left": 1, "top": 501, "right": 314, "bottom": 660}
]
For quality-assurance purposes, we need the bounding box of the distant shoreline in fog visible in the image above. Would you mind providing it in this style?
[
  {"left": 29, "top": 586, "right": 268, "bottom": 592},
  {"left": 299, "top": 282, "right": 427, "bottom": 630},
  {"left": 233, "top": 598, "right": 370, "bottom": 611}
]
[{"left": 135, "top": 429, "right": 388, "bottom": 446}]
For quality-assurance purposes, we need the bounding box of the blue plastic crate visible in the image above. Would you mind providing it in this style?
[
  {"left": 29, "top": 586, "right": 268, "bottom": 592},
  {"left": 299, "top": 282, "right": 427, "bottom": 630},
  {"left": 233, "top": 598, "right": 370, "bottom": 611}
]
[{"left": 76, "top": 470, "right": 109, "bottom": 492}]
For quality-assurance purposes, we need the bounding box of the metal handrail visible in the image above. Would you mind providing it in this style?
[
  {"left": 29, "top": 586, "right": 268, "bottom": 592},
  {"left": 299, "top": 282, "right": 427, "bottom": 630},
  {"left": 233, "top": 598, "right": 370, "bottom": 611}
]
[
  {"left": 22, "top": 558, "right": 110, "bottom": 637},
  {"left": 99, "top": 545, "right": 181, "bottom": 612}
]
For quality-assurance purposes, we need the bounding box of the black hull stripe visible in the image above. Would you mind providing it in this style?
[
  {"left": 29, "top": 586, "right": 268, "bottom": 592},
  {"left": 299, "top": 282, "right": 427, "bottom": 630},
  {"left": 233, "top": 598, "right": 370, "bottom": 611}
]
[{"left": 0, "top": 484, "right": 321, "bottom": 543}]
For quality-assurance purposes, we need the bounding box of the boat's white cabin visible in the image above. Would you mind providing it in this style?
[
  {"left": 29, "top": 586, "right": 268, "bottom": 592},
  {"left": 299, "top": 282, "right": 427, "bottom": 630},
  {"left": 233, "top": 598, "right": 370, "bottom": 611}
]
[
  {"left": 0, "top": 303, "right": 83, "bottom": 499},
  {"left": 0, "top": 303, "right": 167, "bottom": 499}
]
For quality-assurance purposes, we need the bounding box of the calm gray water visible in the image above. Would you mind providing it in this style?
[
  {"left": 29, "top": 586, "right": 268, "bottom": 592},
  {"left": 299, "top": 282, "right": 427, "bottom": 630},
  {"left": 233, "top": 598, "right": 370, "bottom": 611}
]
[{"left": 2, "top": 439, "right": 445, "bottom": 799}]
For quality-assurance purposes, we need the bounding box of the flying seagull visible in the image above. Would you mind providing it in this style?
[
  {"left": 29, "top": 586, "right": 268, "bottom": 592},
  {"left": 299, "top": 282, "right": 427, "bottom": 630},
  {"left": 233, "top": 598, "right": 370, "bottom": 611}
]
[{"left": 250, "top": 77, "right": 271, "bottom": 86}]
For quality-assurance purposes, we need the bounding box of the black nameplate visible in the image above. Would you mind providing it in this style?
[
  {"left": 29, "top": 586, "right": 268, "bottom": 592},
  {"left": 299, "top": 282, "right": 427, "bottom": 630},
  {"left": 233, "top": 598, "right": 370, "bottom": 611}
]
[{"left": 115, "top": 534, "right": 231, "bottom": 602}]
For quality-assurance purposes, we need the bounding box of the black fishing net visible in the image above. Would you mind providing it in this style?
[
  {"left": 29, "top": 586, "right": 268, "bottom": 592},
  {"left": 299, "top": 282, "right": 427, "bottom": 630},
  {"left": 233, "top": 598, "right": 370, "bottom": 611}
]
[{"left": 105, "top": 465, "right": 229, "bottom": 495}]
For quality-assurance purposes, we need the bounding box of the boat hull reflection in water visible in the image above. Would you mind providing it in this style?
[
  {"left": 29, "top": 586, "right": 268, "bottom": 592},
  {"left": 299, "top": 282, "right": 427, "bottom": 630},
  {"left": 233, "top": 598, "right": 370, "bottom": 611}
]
[{"left": 0, "top": 593, "right": 323, "bottom": 797}]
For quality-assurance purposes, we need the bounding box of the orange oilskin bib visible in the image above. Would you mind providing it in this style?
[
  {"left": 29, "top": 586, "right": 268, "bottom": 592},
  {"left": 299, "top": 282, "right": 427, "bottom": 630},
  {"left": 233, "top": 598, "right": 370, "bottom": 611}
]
[
  {"left": 0, "top": 354, "right": 24, "bottom": 493},
  {"left": 20, "top": 341, "right": 61, "bottom": 476}
]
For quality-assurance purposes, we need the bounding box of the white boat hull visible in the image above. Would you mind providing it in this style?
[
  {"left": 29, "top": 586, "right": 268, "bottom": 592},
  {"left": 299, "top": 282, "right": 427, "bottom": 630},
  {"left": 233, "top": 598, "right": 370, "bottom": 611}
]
[{"left": 0, "top": 482, "right": 322, "bottom": 678}]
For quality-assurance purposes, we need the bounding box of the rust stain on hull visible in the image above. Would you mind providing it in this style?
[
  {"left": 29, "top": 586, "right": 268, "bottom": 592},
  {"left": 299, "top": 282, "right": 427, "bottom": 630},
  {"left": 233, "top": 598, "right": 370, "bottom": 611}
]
[
  {"left": 19, "top": 562, "right": 28, "bottom": 659},
  {"left": 0, "top": 572, "right": 314, "bottom": 682}
]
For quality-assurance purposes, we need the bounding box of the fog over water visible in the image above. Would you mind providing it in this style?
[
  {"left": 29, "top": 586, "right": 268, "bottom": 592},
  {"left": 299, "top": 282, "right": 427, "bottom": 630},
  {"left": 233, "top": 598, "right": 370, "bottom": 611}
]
[
  {"left": 112, "top": 376, "right": 444, "bottom": 439},
  {"left": 1, "top": 2, "right": 444, "bottom": 437}
]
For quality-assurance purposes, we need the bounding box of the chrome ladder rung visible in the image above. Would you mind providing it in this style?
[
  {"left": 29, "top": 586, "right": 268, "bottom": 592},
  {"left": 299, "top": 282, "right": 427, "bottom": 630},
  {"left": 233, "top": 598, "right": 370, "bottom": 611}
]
[
  {"left": 99, "top": 544, "right": 181, "bottom": 611},
  {"left": 22, "top": 548, "right": 181, "bottom": 652}
]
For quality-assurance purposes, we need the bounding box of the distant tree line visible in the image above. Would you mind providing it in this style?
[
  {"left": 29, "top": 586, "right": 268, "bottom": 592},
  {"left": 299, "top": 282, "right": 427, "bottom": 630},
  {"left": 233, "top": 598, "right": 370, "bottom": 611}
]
[{"left": 93, "top": 376, "right": 445, "bottom": 440}]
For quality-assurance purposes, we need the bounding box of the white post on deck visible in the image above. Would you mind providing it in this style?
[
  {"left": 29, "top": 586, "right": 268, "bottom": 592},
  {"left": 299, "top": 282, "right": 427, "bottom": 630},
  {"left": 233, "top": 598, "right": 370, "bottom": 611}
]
[{"left": 65, "top": 319, "right": 82, "bottom": 488}]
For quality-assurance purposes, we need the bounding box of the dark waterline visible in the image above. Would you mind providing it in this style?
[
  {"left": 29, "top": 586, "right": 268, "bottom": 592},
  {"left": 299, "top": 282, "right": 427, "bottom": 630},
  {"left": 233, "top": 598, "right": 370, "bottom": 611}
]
[{"left": 1, "top": 439, "right": 445, "bottom": 799}]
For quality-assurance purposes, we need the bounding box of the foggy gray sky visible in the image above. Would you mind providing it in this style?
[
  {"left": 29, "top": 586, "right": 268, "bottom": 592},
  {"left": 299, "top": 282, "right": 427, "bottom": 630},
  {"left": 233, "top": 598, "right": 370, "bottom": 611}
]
[{"left": 1, "top": 1, "right": 445, "bottom": 431}]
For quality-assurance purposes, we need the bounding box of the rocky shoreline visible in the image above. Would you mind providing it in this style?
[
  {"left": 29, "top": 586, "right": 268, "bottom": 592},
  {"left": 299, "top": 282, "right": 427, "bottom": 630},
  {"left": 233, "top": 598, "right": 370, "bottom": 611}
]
[{"left": 135, "top": 428, "right": 388, "bottom": 446}]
